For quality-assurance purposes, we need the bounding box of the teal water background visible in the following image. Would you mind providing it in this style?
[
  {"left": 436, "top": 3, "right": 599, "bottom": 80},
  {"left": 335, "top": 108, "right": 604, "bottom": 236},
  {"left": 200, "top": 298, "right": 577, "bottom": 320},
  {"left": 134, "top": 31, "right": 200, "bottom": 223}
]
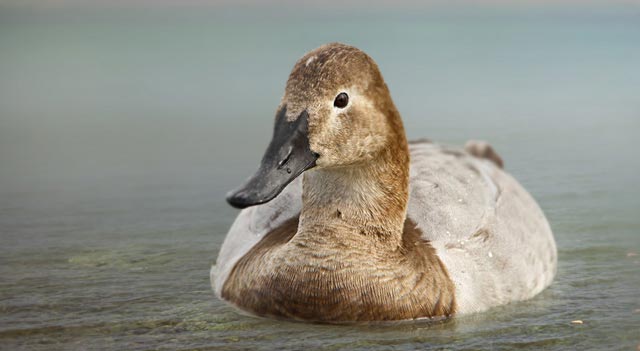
[{"left": 1, "top": 3, "right": 639, "bottom": 350}]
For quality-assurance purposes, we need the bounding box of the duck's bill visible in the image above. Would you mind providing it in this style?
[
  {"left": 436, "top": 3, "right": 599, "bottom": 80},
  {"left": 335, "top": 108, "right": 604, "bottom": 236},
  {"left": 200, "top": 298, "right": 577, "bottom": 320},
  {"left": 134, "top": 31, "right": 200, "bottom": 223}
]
[{"left": 226, "top": 108, "right": 319, "bottom": 209}]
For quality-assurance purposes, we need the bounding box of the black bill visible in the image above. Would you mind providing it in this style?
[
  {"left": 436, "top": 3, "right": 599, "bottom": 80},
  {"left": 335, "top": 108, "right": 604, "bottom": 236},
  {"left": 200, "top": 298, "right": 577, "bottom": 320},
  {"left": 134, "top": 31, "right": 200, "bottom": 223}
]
[{"left": 226, "top": 107, "right": 319, "bottom": 209}]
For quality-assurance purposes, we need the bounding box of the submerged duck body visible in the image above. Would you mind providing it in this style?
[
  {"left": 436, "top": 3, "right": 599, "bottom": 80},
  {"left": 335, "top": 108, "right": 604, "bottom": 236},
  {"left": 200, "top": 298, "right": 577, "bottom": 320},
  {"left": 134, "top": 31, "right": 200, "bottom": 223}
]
[{"left": 213, "top": 43, "right": 557, "bottom": 322}]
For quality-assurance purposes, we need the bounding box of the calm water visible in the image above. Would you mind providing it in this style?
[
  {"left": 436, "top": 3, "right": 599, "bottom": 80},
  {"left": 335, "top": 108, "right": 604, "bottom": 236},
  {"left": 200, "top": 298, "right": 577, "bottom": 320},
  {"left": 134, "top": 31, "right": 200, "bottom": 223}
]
[{"left": 1, "top": 5, "right": 639, "bottom": 350}]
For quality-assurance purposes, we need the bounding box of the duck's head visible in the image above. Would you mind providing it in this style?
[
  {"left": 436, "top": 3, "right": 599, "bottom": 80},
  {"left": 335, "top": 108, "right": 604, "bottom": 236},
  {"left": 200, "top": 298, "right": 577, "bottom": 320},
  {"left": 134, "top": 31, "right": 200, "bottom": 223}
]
[{"left": 227, "top": 43, "right": 402, "bottom": 209}]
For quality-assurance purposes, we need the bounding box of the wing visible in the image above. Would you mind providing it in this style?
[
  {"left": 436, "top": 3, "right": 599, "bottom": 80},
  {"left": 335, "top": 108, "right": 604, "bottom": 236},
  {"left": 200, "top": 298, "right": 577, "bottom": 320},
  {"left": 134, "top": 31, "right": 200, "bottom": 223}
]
[{"left": 407, "top": 141, "right": 557, "bottom": 313}]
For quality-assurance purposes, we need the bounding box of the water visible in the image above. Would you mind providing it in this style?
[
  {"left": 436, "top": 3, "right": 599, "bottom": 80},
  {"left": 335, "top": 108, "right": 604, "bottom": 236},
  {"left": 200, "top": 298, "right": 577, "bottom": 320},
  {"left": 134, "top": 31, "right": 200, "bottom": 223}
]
[{"left": 1, "top": 4, "right": 639, "bottom": 350}]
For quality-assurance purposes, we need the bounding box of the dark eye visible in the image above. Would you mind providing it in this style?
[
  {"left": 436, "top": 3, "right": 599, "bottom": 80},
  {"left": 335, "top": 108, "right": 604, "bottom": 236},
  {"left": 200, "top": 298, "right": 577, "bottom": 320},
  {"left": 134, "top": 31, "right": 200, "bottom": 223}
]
[{"left": 333, "top": 92, "right": 349, "bottom": 108}]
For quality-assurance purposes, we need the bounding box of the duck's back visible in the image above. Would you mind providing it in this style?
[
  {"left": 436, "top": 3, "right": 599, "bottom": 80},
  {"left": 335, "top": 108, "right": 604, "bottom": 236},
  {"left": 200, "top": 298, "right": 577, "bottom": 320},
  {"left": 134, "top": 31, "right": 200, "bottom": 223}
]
[{"left": 213, "top": 141, "right": 557, "bottom": 315}]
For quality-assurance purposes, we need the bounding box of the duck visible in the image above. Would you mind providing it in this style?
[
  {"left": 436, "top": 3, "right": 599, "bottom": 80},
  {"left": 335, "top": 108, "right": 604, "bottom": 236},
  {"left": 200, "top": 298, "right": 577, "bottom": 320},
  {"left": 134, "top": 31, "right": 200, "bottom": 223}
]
[{"left": 212, "top": 43, "right": 557, "bottom": 323}]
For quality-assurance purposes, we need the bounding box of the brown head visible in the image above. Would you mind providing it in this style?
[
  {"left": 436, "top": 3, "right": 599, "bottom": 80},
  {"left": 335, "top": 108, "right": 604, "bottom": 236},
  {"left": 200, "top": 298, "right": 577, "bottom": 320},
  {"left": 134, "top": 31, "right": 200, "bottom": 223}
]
[{"left": 226, "top": 43, "right": 408, "bottom": 209}]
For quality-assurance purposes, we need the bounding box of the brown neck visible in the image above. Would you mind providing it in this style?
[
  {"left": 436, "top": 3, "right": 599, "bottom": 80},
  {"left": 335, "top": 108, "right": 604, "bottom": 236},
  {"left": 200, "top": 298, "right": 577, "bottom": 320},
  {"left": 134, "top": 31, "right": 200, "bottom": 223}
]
[{"left": 298, "top": 111, "right": 410, "bottom": 247}]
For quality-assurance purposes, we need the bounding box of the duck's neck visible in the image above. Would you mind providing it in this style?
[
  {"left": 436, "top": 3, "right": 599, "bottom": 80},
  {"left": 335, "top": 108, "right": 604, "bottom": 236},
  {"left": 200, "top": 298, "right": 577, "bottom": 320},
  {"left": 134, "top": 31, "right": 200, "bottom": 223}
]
[{"left": 298, "top": 127, "right": 410, "bottom": 247}]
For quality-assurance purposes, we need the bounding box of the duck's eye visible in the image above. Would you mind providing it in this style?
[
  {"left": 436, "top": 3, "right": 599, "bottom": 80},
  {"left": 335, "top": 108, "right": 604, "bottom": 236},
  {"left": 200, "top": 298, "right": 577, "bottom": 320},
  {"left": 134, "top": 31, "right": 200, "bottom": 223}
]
[{"left": 333, "top": 92, "right": 349, "bottom": 108}]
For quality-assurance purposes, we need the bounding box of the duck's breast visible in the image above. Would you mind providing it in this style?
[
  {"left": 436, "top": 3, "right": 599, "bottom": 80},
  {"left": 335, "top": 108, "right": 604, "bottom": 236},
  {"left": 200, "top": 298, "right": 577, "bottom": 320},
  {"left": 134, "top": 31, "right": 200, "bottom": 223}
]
[{"left": 212, "top": 177, "right": 302, "bottom": 297}]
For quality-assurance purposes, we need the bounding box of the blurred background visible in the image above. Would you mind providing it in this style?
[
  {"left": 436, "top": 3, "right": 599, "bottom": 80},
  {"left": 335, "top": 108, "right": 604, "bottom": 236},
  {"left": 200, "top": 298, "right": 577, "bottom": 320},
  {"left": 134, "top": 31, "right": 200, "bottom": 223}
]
[{"left": 1, "top": 1, "right": 639, "bottom": 350}]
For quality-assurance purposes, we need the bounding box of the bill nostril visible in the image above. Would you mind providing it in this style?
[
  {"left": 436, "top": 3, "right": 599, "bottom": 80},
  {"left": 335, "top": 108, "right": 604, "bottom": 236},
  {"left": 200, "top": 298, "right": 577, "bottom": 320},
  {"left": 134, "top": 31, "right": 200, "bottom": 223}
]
[{"left": 277, "top": 147, "right": 293, "bottom": 169}]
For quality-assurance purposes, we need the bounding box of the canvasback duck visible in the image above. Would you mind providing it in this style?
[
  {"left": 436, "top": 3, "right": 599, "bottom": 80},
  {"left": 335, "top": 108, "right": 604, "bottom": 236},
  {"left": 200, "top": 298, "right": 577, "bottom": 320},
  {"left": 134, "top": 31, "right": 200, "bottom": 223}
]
[{"left": 212, "top": 43, "right": 557, "bottom": 323}]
